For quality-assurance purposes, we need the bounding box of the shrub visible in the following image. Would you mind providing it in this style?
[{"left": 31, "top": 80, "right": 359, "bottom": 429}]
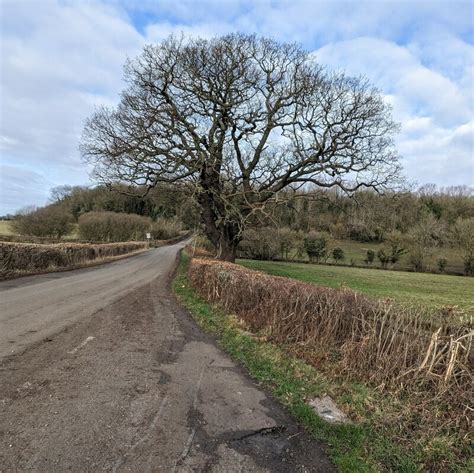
[
  {"left": 377, "top": 244, "right": 407, "bottom": 269},
  {"left": 304, "top": 231, "right": 327, "bottom": 263},
  {"left": 332, "top": 247, "right": 345, "bottom": 263},
  {"left": 0, "top": 241, "right": 147, "bottom": 276},
  {"left": 238, "top": 227, "right": 279, "bottom": 260},
  {"left": 11, "top": 205, "right": 74, "bottom": 239},
  {"left": 437, "top": 258, "right": 448, "bottom": 273},
  {"left": 377, "top": 248, "right": 390, "bottom": 268},
  {"left": 78, "top": 211, "right": 150, "bottom": 242},
  {"left": 276, "top": 227, "right": 299, "bottom": 260},
  {"left": 150, "top": 218, "right": 183, "bottom": 240},
  {"left": 364, "top": 249, "right": 375, "bottom": 265},
  {"left": 388, "top": 243, "right": 407, "bottom": 265}
]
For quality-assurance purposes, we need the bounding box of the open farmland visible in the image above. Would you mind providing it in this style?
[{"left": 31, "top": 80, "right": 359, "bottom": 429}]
[
  {"left": 319, "top": 238, "right": 466, "bottom": 274},
  {"left": 0, "top": 220, "right": 14, "bottom": 235},
  {"left": 239, "top": 259, "right": 474, "bottom": 316}
]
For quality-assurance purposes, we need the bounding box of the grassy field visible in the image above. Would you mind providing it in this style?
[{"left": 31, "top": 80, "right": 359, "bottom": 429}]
[
  {"left": 0, "top": 220, "right": 14, "bottom": 235},
  {"left": 239, "top": 259, "right": 474, "bottom": 315},
  {"left": 282, "top": 238, "right": 466, "bottom": 275},
  {"left": 329, "top": 239, "right": 465, "bottom": 274}
]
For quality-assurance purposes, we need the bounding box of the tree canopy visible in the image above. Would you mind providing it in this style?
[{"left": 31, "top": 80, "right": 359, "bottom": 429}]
[{"left": 81, "top": 34, "right": 401, "bottom": 261}]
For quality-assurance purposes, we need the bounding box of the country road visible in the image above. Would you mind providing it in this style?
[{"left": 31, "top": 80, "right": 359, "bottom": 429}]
[{"left": 0, "top": 241, "right": 334, "bottom": 472}]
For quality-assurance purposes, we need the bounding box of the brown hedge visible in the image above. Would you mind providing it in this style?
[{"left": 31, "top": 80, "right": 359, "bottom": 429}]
[
  {"left": 0, "top": 241, "right": 147, "bottom": 275},
  {"left": 188, "top": 258, "right": 473, "bottom": 418}
]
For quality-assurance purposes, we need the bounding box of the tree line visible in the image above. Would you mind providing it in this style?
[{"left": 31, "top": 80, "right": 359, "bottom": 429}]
[
  {"left": 7, "top": 182, "right": 473, "bottom": 274},
  {"left": 237, "top": 184, "right": 473, "bottom": 275}
]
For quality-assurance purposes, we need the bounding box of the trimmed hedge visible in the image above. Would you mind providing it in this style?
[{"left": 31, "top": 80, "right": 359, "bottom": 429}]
[
  {"left": 188, "top": 257, "right": 473, "bottom": 439},
  {"left": 0, "top": 241, "right": 147, "bottom": 276},
  {"left": 78, "top": 211, "right": 150, "bottom": 242}
]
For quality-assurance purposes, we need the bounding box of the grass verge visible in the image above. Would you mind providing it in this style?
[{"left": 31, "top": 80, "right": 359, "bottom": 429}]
[{"left": 173, "top": 252, "right": 455, "bottom": 472}]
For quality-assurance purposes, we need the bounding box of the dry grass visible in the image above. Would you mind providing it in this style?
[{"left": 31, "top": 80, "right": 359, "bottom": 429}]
[
  {"left": 188, "top": 257, "right": 473, "bottom": 450},
  {"left": 0, "top": 241, "right": 148, "bottom": 278}
]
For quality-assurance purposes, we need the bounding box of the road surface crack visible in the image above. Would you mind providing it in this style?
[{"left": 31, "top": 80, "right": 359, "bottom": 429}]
[{"left": 231, "top": 425, "right": 287, "bottom": 442}]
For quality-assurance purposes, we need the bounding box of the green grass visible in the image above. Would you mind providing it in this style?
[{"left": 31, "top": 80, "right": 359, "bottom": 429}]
[
  {"left": 0, "top": 220, "right": 14, "bottom": 235},
  {"left": 239, "top": 259, "right": 474, "bottom": 316},
  {"left": 173, "top": 252, "right": 432, "bottom": 472},
  {"left": 286, "top": 239, "right": 465, "bottom": 275}
]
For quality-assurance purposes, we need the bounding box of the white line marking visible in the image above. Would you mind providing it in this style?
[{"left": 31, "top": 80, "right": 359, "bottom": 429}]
[{"left": 68, "top": 336, "right": 95, "bottom": 354}]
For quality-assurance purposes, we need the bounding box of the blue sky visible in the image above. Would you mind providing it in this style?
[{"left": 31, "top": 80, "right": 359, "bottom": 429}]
[{"left": 1, "top": 0, "right": 473, "bottom": 214}]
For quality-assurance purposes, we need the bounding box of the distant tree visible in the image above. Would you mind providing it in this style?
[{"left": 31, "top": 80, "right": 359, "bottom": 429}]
[
  {"left": 304, "top": 232, "right": 327, "bottom": 263},
  {"left": 277, "top": 227, "right": 298, "bottom": 260},
  {"left": 407, "top": 213, "right": 445, "bottom": 271},
  {"left": 388, "top": 243, "right": 407, "bottom": 266},
  {"left": 238, "top": 227, "right": 279, "bottom": 260},
  {"left": 364, "top": 249, "right": 375, "bottom": 265},
  {"left": 377, "top": 248, "right": 390, "bottom": 269},
  {"left": 12, "top": 205, "right": 74, "bottom": 239},
  {"left": 437, "top": 258, "right": 448, "bottom": 273},
  {"left": 452, "top": 217, "right": 474, "bottom": 275},
  {"left": 81, "top": 34, "right": 401, "bottom": 262},
  {"left": 332, "top": 247, "right": 345, "bottom": 263},
  {"left": 49, "top": 185, "right": 76, "bottom": 203}
]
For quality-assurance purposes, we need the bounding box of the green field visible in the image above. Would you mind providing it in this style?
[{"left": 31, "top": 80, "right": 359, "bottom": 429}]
[
  {"left": 282, "top": 238, "right": 465, "bottom": 275},
  {"left": 239, "top": 259, "right": 474, "bottom": 315}
]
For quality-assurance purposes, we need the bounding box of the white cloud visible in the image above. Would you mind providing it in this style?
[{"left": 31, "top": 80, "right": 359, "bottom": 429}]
[
  {"left": 0, "top": 0, "right": 145, "bottom": 213},
  {"left": 314, "top": 37, "right": 473, "bottom": 185}
]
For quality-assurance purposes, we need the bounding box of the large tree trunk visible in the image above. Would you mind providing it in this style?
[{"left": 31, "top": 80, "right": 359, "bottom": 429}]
[
  {"left": 198, "top": 188, "right": 240, "bottom": 263},
  {"left": 215, "top": 225, "right": 239, "bottom": 262}
]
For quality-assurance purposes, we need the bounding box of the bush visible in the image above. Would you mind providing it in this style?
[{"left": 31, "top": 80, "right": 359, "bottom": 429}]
[
  {"left": 304, "top": 231, "right": 327, "bottom": 263},
  {"left": 377, "top": 248, "right": 390, "bottom": 268},
  {"left": 150, "top": 218, "right": 183, "bottom": 240},
  {"left": 11, "top": 205, "right": 74, "bottom": 239},
  {"left": 276, "top": 227, "right": 299, "bottom": 260},
  {"left": 437, "top": 258, "right": 448, "bottom": 273},
  {"left": 377, "top": 244, "right": 407, "bottom": 269},
  {"left": 238, "top": 227, "right": 279, "bottom": 260},
  {"left": 78, "top": 211, "right": 150, "bottom": 242},
  {"left": 364, "top": 249, "right": 375, "bottom": 265},
  {"left": 332, "top": 247, "right": 345, "bottom": 263}
]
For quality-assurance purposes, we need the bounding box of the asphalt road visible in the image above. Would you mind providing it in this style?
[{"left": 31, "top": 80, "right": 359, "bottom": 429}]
[{"left": 0, "top": 242, "right": 334, "bottom": 472}]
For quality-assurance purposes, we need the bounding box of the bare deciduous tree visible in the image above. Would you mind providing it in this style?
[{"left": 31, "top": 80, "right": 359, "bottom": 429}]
[{"left": 81, "top": 34, "right": 401, "bottom": 261}]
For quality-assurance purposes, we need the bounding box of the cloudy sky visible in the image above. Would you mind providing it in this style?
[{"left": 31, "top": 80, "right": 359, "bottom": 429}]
[{"left": 0, "top": 0, "right": 473, "bottom": 214}]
